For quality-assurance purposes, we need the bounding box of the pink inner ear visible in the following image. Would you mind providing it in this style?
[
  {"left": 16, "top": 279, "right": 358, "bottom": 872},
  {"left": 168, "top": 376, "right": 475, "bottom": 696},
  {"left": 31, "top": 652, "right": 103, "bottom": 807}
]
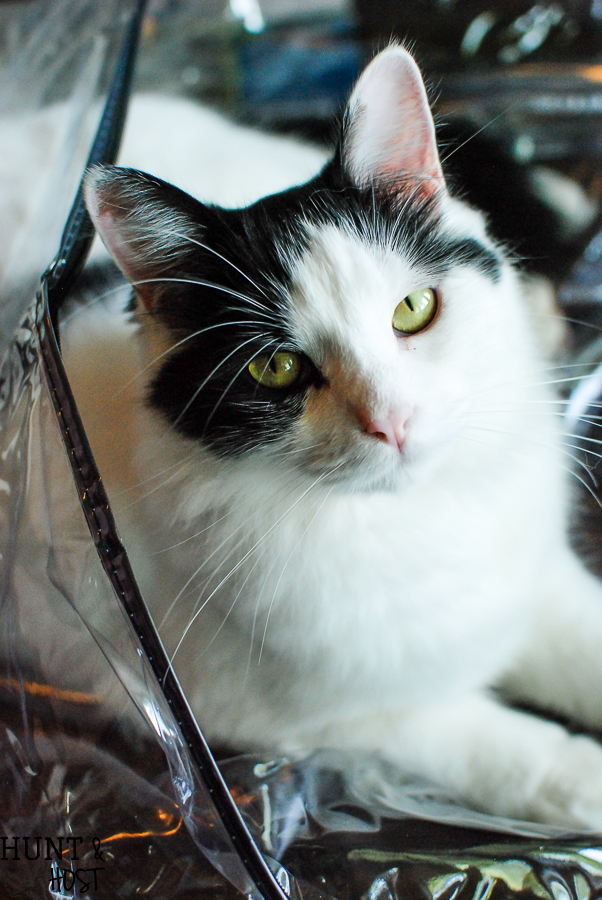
[
  {"left": 345, "top": 46, "right": 444, "bottom": 197},
  {"left": 84, "top": 176, "right": 156, "bottom": 312},
  {"left": 95, "top": 209, "right": 155, "bottom": 312},
  {"left": 94, "top": 209, "right": 137, "bottom": 279}
]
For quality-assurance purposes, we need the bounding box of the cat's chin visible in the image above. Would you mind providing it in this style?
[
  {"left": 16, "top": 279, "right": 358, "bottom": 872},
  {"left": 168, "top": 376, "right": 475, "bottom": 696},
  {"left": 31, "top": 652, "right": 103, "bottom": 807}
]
[
  {"left": 342, "top": 457, "right": 434, "bottom": 494},
  {"left": 294, "top": 446, "right": 426, "bottom": 494}
]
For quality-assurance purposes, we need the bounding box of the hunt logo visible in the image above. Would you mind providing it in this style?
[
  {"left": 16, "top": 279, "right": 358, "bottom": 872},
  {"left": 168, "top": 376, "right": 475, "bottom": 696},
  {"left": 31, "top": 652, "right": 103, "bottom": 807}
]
[{"left": 0, "top": 835, "right": 105, "bottom": 894}]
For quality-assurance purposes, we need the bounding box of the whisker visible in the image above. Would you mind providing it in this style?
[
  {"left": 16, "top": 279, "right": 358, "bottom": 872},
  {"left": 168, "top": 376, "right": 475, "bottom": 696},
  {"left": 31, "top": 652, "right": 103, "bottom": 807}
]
[
  {"left": 563, "top": 466, "right": 602, "bottom": 509},
  {"left": 471, "top": 407, "right": 602, "bottom": 434},
  {"left": 465, "top": 424, "right": 597, "bottom": 484},
  {"left": 456, "top": 363, "right": 602, "bottom": 404},
  {"left": 169, "top": 230, "right": 271, "bottom": 301},
  {"left": 439, "top": 103, "right": 522, "bottom": 166},
  {"left": 458, "top": 431, "right": 602, "bottom": 510},
  {"left": 471, "top": 399, "right": 589, "bottom": 407},
  {"left": 559, "top": 430, "right": 602, "bottom": 448},
  {"left": 158, "top": 468, "right": 304, "bottom": 622},
  {"left": 199, "top": 536, "right": 274, "bottom": 667},
  {"left": 166, "top": 466, "right": 340, "bottom": 677},
  {"left": 198, "top": 469, "right": 340, "bottom": 673},
  {"left": 258, "top": 477, "right": 339, "bottom": 666},
  {"left": 60, "top": 281, "right": 129, "bottom": 325},
  {"left": 116, "top": 455, "right": 197, "bottom": 513},
  {"left": 553, "top": 314, "right": 602, "bottom": 335},
  {"left": 95, "top": 319, "right": 265, "bottom": 413},
  {"left": 172, "top": 333, "right": 273, "bottom": 428},
  {"left": 201, "top": 340, "right": 283, "bottom": 437},
  {"left": 112, "top": 450, "right": 199, "bottom": 497},
  {"left": 131, "top": 276, "right": 277, "bottom": 319},
  {"left": 284, "top": 440, "right": 330, "bottom": 455}
]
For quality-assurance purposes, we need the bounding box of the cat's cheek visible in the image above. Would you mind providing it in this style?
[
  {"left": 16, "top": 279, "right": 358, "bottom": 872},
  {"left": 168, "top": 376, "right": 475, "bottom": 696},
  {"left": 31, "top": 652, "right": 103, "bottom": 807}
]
[
  {"left": 285, "top": 389, "right": 407, "bottom": 488},
  {"left": 293, "top": 388, "right": 357, "bottom": 461}
]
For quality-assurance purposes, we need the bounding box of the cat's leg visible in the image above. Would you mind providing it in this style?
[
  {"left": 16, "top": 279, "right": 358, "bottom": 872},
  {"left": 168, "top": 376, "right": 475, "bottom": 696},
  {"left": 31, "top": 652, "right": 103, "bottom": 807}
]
[
  {"left": 501, "top": 547, "right": 602, "bottom": 730},
  {"left": 317, "top": 692, "right": 602, "bottom": 828}
]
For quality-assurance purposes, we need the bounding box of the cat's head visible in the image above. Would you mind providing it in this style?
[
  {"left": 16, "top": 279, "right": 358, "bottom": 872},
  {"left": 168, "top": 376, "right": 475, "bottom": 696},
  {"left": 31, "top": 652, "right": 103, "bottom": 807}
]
[{"left": 84, "top": 45, "right": 530, "bottom": 492}]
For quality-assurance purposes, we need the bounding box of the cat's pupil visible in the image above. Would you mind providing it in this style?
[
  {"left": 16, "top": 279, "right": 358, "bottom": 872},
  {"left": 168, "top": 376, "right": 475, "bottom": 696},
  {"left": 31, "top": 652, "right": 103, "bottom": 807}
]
[{"left": 406, "top": 298, "right": 415, "bottom": 312}]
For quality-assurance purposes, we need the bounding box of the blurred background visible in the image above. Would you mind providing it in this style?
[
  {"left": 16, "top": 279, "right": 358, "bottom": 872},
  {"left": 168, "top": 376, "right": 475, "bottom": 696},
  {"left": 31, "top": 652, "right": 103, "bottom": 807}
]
[{"left": 4, "top": 0, "right": 602, "bottom": 289}]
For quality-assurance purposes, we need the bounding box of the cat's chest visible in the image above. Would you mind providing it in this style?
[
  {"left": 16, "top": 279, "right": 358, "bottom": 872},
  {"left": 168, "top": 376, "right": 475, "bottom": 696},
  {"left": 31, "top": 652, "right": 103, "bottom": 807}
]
[
  {"left": 151, "top": 473, "right": 543, "bottom": 714},
  {"left": 164, "top": 466, "right": 544, "bottom": 653}
]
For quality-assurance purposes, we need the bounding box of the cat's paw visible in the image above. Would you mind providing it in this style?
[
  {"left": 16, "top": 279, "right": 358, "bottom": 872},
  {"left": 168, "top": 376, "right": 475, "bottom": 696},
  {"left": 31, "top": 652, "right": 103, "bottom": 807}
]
[{"left": 529, "top": 734, "right": 602, "bottom": 830}]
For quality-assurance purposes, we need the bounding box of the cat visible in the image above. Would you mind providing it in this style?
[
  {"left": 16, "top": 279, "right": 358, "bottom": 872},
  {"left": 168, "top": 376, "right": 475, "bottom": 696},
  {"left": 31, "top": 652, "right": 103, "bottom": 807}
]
[{"left": 62, "top": 44, "right": 602, "bottom": 830}]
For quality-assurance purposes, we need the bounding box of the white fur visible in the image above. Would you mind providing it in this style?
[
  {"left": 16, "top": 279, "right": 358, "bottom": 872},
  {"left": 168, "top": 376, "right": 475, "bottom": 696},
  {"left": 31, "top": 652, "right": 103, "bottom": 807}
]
[{"left": 60, "top": 51, "right": 602, "bottom": 831}]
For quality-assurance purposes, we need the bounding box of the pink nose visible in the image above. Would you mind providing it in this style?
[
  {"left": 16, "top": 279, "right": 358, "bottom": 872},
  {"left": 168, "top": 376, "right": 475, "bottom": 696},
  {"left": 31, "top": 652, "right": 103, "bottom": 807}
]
[{"left": 365, "top": 412, "right": 412, "bottom": 450}]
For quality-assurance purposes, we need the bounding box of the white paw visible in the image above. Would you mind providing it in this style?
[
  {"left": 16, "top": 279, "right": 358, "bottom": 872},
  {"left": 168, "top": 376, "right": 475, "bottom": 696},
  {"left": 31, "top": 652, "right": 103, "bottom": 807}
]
[{"left": 528, "top": 735, "right": 602, "bottom": 831}]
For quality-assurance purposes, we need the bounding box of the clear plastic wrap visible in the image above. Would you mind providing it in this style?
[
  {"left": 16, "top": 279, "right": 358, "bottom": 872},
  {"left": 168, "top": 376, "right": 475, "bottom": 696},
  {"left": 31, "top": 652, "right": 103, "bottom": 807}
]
[
  {"left": 4, "top": 3, "right": 602, "bottom": 899},
  {"left": 0, "top": 0, "right": 133, "bottom": 348}
]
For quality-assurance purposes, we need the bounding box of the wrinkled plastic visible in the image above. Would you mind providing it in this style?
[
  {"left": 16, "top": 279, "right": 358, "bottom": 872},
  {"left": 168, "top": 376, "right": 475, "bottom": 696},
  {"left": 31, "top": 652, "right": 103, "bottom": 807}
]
[
  {"left": 0, "top": 156, "right": 262, "bottom": 900},
  {"left": 0, "top": 0, "right": 133, "bottom": 349},
  {"left": 4, "top": 3, "right": 602, "bottom": 900},
  {"left": 0, "top": 3, "right": 266, "bottom": 896}
]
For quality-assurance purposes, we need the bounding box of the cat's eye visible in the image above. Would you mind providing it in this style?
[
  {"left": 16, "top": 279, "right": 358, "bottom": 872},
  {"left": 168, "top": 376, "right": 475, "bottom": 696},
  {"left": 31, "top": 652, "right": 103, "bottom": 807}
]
[
  {"left": 392, "top": 288, "right": 438, "bottom": 335},
  {"left": 248, "top": 351, "right": 301, "bottom": 389}
]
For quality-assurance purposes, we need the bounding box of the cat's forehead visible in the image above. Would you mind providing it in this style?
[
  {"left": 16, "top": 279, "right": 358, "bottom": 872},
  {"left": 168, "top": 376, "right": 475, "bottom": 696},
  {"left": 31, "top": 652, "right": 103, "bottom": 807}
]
[
  {"left": 279, "top": 193, "right": 499, "bottom": 366},
  {"left": 287, "top": 222, "right": 423, "bottom": 357}
]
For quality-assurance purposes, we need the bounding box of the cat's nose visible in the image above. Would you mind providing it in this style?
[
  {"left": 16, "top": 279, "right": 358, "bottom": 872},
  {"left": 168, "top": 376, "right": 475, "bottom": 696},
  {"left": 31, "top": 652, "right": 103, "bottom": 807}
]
[{"left": 364, "top": 410, "right": 412, "bottom": 450}]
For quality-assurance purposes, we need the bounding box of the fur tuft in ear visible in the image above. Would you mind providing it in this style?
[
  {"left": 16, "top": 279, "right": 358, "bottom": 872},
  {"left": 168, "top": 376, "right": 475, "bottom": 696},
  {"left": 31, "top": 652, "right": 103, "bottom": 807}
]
[
  {"left": 343, "top": 45, "right": 444, "bottom": 199},
  {"left": 84, "top": 165, "right": 199, "bottom": 311}
]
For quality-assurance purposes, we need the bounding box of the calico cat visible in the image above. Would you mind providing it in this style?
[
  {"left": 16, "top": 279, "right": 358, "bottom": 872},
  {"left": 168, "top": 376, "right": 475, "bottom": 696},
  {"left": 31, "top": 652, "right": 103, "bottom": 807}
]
[{"left": 64, "top": 44, "right": 602, "bottom": 829}]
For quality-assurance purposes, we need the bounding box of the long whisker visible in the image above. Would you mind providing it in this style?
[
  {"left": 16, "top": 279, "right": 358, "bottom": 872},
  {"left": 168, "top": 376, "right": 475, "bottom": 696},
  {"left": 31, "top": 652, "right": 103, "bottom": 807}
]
[
  {"left": 172, "top": 333, "right": 273, "bottom": 428},
  {"left": 198, "top": 534, "right": 275, "bottom": 668},
  {"left": 474, "top": 399, "right": 602, "bottom": 411},
  {"left": 550, "top": 313, "right": 602, "bottom": 335},
  {"left": 131, "top": 276, "right": 276, "bottom": 319},
  {"left": 158, "top": 468, "right": 305, "bottom": 622},
  {"left": 200, "top": 458, "right": 336, "bottom": 670},
  {"left": 166, "top": 466, "right": 339, "bottom": 677},
  {"left": 116, "top": 455, "right": 197, "bottom": 513},
  {"left": 156, "top": 442, "right": 329, "bottom": 607},
  {"left": 285, "top": 440, "right": 331, "bottom": 455},
  {"left": 154, "top": 503, "right": 239, "bottom": 555},
  {"left": 465, "top": 424, "right": 597, "bottom": 484},
  {"left": 201, "top": 340, "right": 283, "bottom": 437},
  {"left": 112, "top": 450, "right": 199, "bottom": 497},
  {"left": 558, "top": 430, "right": 602, "bottom": 448},
  {"left": 471, "top": 399, "right": 585, "bottom": 407},
  {"left": 169, "top": 230, "right": 271, "bottom": 301},
  {"left": 95, "top": 319, "right": 265, "bottom": 414},
  {"left": 60, "top": 281, "right": 130, "bottom": 325},
  {"left": 456, "top": 363, "right": 602, "bottom": 404},
  {"left": 439, "top": 102, "right": 522, "bottom": 166},
  {"left": 458, "top": 431, "right": 602, "bottom": 510},
  {"left": 470, "top": 407, "right": 602, "bottom": 434},
  {"left": 257, "top": 477, "right": 339, "bottom": 665},
  {"left": 563, "top": 465, "right": 602, "bottom": 508}
]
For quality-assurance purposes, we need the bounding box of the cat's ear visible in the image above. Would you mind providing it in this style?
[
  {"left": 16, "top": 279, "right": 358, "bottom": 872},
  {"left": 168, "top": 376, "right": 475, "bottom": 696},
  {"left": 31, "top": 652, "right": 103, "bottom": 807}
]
[
  {"left": 343, "top": 45, "right": 444, "bottom": 198},
  {"left": 84, "top": 165, "right": 198, "bottom": 312}
]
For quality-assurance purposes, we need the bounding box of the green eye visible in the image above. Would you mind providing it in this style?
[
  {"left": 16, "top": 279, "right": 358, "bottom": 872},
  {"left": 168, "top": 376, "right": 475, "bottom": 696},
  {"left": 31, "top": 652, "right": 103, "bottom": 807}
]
[
  {"left": 392, "top": 288, "right": 438, "bottom": 335},
  {"left": 248, "top": 351, "right": 301, "bottom": 389}
]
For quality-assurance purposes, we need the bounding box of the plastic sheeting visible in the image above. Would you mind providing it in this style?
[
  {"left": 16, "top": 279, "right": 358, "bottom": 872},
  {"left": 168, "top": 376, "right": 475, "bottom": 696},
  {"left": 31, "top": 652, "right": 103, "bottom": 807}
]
[
  {"left": 4, "top": 2, "right": 602, "bottom": 899},
  {"left": 0, "top": 4, "right": 271, "bottom": 896}
]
